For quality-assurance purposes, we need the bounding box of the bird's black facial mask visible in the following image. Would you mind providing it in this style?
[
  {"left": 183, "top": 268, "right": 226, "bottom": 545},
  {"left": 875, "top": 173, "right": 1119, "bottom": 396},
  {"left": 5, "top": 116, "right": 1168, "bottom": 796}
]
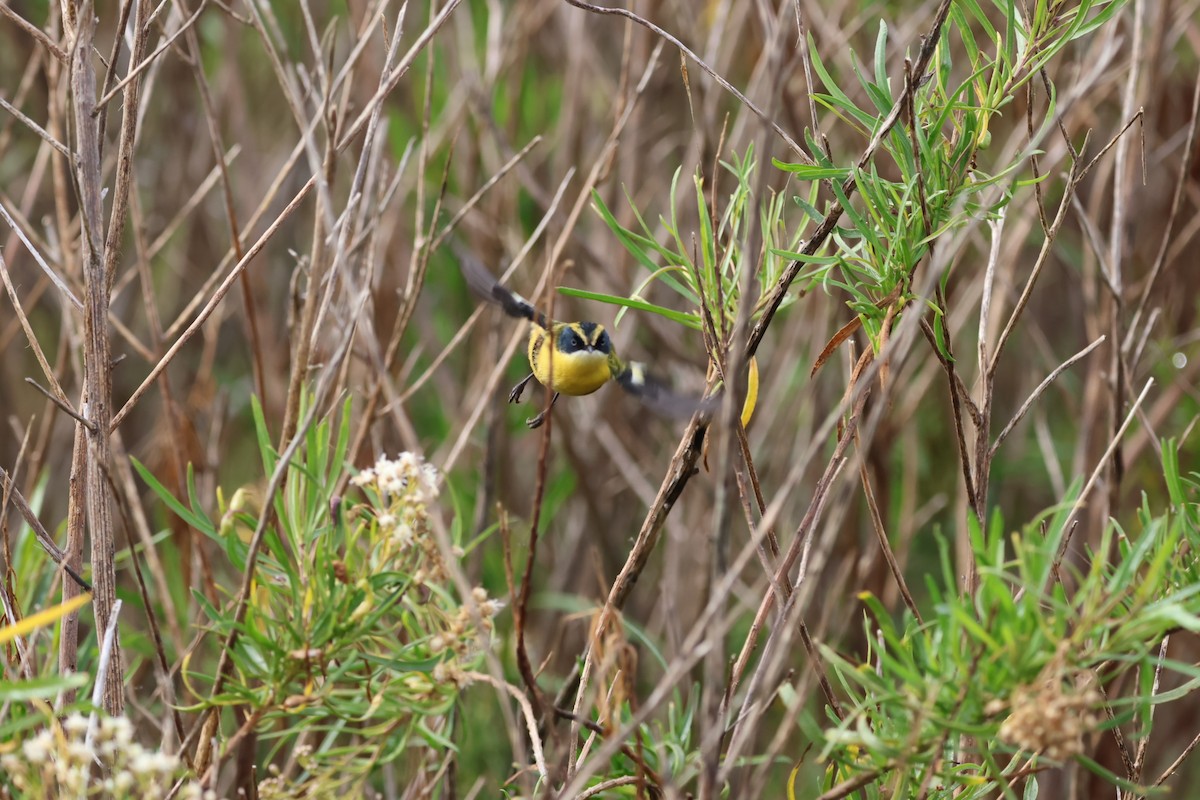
[
  {"left": 558, "top": 325, "right": 589, "bottom": 353},
  {"left": 560, "top": 321, "right": 611, "bottom": 354}
]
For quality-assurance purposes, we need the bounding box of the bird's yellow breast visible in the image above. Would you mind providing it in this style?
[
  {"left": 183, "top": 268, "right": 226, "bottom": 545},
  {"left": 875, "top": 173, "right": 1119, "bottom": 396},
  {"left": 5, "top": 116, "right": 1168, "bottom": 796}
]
[{"left": 528, "top": 328, "right": 613, "bottom": 396}]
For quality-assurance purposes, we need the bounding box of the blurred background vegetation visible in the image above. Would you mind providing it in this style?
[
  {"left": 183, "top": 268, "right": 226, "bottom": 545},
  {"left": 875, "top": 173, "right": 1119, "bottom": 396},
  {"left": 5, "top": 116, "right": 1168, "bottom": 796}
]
[{"left": 3, "top": 0, "right": 1200, "bottom": 797}]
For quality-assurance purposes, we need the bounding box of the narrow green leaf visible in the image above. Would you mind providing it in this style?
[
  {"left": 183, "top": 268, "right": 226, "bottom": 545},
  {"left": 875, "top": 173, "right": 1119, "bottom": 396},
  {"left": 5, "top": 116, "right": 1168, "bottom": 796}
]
[
  {"left": 771, "top": 159, "right": 852, "bottom": 180},
  {"left": 131, "top": 457, "right": 214, "bottom": 535},
  {"left": 556, "top": 287, "right": 701, "bottom": 328},
  {"left": 0, "top": 673, "right": 90, "bottom": 702}
]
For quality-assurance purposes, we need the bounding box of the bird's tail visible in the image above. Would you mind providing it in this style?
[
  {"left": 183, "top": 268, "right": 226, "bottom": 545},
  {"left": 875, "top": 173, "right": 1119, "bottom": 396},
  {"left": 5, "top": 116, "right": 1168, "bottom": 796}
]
[{"left": 453, "top": 244, "right": 548, "bottom": 328}]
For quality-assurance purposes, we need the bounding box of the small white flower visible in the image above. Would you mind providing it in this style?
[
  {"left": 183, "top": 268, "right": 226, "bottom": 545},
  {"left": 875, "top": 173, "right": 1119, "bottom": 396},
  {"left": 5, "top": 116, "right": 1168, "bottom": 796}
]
[
  {"left": 102, "top": 714, "right": 134, "bottom": 746},
  {"left": 59, "top": 764, "right": 88, "bottom": 795},
  {"left": 22, "top": 735, "right": 51, "bottom": 764},
  {"left": 130, "top": 750, "right": 158, "bottom": 775},
  {"left": 149, "top": 751, "right": 179, "bottom": 773},
  {"left": 392, "top": 522, "right": 415, "bottom": 548},
  {"left": 65, "top": 739, "right": 94, "bottom": 764},
  {"left": 63, "top": 713, "right": 90, "bottom": 736},
  {"left": 414, "top": 463, "right": 441, "bottom": 502},
  {"left": 370, "top": 453, "right": 439, "bottom": 498},
  {"left": 376, "top": 458, "right": 405, "bottom": 494}
]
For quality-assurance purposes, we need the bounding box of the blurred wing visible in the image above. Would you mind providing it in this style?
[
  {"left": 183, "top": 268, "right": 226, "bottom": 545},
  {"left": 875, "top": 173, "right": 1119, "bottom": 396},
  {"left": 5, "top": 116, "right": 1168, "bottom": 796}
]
[
  {"left": 453, "top": 243, "right": 546, "bottom": 326},
  {"left": 614, "top": 362, "right": 718, "bottom": 420}
]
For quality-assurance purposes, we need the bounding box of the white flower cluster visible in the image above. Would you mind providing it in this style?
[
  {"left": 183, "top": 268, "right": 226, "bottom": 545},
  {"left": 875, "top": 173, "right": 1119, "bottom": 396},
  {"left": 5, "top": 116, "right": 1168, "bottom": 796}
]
[
  {"left": 0, "top": 712, "right": 212, "bottom": 799},
  {"left": 349, "top": 452, "right": 501, "bottom": 698},
  {"left": 352, "top": 452, "right": 441, "bottom": 553},
  {"left": 351, "top": 451, "right": 440, "bottom": 503}
]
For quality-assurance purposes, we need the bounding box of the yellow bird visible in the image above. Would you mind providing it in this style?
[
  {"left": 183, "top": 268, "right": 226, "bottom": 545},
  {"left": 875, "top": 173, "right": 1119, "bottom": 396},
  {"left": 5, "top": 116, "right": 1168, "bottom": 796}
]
[{"left": 458, "top": 251, "right": 713, "bottom": 429}]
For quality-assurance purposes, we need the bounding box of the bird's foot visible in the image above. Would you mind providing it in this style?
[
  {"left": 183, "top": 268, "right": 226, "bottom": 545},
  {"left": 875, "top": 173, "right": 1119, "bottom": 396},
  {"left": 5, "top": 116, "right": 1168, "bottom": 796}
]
[{"left": 509, "top": 374, "right": 534, "bottom": 404}]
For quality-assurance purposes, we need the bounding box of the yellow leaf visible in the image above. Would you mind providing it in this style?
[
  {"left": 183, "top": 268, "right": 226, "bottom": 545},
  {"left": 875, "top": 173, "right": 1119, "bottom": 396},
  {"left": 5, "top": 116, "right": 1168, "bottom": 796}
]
[
  {"left": 0, "top": 592, "right": 92, "bottom": 645},
  {"left": 741, "top": 356, "right": 760, "bottom": 429}
]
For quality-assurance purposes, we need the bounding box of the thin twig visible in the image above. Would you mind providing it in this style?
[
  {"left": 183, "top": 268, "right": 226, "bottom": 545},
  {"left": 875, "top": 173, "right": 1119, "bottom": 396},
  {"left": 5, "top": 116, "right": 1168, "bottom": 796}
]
[
  {"left": 1047, "top": 379, "right": 1154, "bottom": 588},
  {"left": 989, "top": 139, "right": 1087, "bottom": 376},
  {"left": 1130, "top": 635, "right": 1169, "bottom": 785},
  {"left": 111, "top": 179, "right": 313, "bottom": 430},
  {"left": 183, "top": 1, "right": 267, "bottom": 412},
  {"left": 857, "top": 450, "right": 922, "bottom": 622},
  {"left": 577, "top": 776, "right": 643, "bottom": 798},
  {"left": 922, "top": 312, "right": 980, "bottom": 508},
  {"left": 1155, "top": 727, "right": 1200, "bottom": 787},
  {"left": 0, "top": 93, "right": 72, "bottom": 158},
  {"left": 814, "top": 768, "right": 886, "bottom": 799},
  {"left": 0, "top": 198, "right": 83, "bottom": 310},
  {"left": 0, "top": 4, "right": 69, "bottom": 62},
  {"left": 464, "top": 672, "right": 548, "bottom": 780},
  {"left": 24, "top": 378, "right": 93, "bottom": 431},
  {"left": 1077, "top": 109, "right": 1143, "bottom": 183},
  {"left": 562, "top": 0, "right": 810, "bottom": 161},
  {"left": 93, "top": 1, "right": 208, "bottom": 112},
  {"left": 0, "top": 252, "right": 73, "bottom": 405},
  {"left": 977, "top": 206, "right": 1005, "bottom": 379},
  {"left": 990, "top": 336, "right": 1107, "bottom": 457},
  {"left": 0, "top": 468, "right": 92, "bottom": 591},
  {"left": 1124, "top": 63, "right": 1200, "bottom": 353},
  {"left": 514, "top": 358, "right": 553, "bottom": 724}
]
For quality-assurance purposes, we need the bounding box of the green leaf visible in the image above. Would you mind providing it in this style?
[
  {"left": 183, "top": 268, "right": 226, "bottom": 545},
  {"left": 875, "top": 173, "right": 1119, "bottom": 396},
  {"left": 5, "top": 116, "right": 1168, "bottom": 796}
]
[
  {"left": 0, "top": 672, "right": 89, "bottom": 702},
  {"left": 251, "top": 394, "right": 277, "bottom": 477},
  {"left": 772, "top": 160, "right": 852, "bottom": 181},
  {"left": 556, "top": 287, "right": 701, "bottom": 329},
  {"left": 131, "top": 456, "right": 214, "bottom": 535}
]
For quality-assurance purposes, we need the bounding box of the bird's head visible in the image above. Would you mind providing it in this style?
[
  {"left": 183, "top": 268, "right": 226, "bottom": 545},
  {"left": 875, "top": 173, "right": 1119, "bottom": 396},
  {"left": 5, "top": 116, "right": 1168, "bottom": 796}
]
[{"left": 557, "top": 322, "right": 612, "bottom": 355}]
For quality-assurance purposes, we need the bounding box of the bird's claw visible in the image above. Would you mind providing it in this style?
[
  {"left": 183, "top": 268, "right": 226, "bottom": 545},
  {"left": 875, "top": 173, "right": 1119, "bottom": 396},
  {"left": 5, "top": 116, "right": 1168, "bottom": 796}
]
[{"left": 509, "top": 374, "right": 534, "bottom": 404}]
